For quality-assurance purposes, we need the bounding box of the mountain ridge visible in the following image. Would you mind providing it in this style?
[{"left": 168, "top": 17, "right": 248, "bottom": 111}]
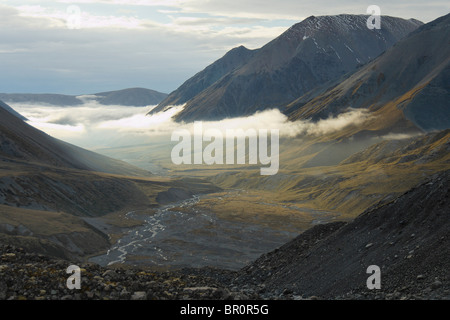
[
  {"left": 152, "top": 14, "right": 423, "bottom": 122},
  {"left": 0, "top": 100, "right": 152, "bottom": 177},
  {"left": 150, "top": 45, "right": 257, "bottom": 112},
  {"left": 285, "top": 12, "right": 450, "bottom": 133},
  {"left": 0, "top": 100, "right": 27, "bottom": 120}
]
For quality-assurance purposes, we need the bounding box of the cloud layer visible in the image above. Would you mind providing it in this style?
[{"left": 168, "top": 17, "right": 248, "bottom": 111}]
[{"left": 12, "top": 101, "right": 372, "bottom": 152}]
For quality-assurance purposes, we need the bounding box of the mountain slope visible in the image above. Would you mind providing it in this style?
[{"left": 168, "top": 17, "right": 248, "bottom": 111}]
[
  {"left": 156, "top": 14, "right": 422, "bottom": 122},
  {"left": 0, "top": 102, "right": 151, "bottom": 177},
  {"left": 151, "top": 45, "right": 256, "bottom": 113},
  {"left": 286, "top": 13, "right": 450, "bottom": 133},
  {"left": 0, "top": 100, "right": 26, "bottom": 120},
  {"left": 236, "top": 170, "right": 450, "bottom": 299},
  {"left": 206, "top": 129, "right": 450, "bottom": 219}
]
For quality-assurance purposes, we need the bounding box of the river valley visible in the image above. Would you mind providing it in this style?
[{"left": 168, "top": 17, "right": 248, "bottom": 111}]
[{"left": 88, "top": 194, "right": 304, "bottom": 270}]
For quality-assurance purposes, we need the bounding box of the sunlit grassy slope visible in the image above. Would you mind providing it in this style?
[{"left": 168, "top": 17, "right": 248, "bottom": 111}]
[{"left": 128, "top": 128, "right": 449, "bottom": 226}]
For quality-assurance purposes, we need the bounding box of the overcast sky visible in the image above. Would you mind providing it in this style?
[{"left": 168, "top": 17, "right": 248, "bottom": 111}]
[{"left": 1, "top": 0, "right": 448, "bottom": 95}]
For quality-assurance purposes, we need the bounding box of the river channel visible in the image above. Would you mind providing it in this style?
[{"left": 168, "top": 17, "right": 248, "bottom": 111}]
[{"left": 88, "top": 195, "right": 299, "bottom": 270}]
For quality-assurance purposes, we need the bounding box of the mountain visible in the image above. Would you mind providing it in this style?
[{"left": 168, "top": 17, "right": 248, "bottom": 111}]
[
  {"left": 152, "top": 14, "right": 422, "bottom": 122},
  {"left": 0, "top": 87, "right": 168, "bottom": 107},
  {"left": 286, "top": 13, "right": 450, "bottom": 133},
  {"left": 90, "top": 88, "right": 168, "bottom": 106},
  {"left": 0, "top": 100, "right": 151, "bottom": 177},
  {"left": 0, "top": 93, "right": 82, "bottom": 106},
  {"left": 236, "top": 169, "right": 450, "bottom": 299},
  {"left": 0, "top": 100, "right": 27, "bottom": 120},
  {"left": 150, "top": 45, "right": 256, "bottom": 113}
]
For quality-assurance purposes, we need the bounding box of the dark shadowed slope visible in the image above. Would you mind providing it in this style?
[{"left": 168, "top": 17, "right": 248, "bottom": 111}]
[
  {"left": 154, "top": 15, "right": 422, "bottom": 122},
  {"left": 286, "top": 13, "right": 450, "bottom": 133},
  {"left": 236, "top": 170, "right": 449, "bottom": 299},
  {"left": 0, "top": 100, "right": 27, "bottom": 120}
]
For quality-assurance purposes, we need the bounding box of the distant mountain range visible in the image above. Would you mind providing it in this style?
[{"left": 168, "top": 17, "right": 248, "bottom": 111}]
[
  {"left": 0, "top": 87, "right": 168, "bottom": 107},
  {"left": 151, "top": 14, "right": 423, "bottom": 121}
]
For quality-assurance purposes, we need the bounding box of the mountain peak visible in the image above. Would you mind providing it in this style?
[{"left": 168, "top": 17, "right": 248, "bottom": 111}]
[
  {"left": 231, "top": 45, "right": 249, "bottom": 51},
  {"left": 223, "top": 45, "right": 253, "bottom": 58},
  {"left": 284, "top": 14, "right": 422, "bottom": 41},
  {"left": 165, "top": 14, "right": 423, "bottom": 122},
  {"left": 149, "top": 44, "right": 256, "bottom": 112},
  {"left": 287, "top": 12, "right": 449, "bottom": 133}
]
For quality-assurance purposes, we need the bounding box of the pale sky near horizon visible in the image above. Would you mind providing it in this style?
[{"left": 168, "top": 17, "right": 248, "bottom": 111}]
[{"left": 0, "top": 0, "right": 448, "bottom": 95}]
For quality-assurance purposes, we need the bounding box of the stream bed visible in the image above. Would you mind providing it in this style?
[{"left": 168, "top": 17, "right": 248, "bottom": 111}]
[{"left": 88, "top": 195, "right": 299, "bottom": 270}]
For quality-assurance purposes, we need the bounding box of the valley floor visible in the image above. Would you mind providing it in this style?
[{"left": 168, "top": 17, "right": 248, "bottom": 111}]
[{"left": 1, "top": 170, "right": 448, "bottom": 301}]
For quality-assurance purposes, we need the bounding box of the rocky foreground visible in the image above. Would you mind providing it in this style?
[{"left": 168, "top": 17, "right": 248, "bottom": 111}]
[
  {"left": 1, "top": 171, "right": 449, "bottom": 301},
  {"left": 0, "top": 244, "right": 254, "bottom": 300}
]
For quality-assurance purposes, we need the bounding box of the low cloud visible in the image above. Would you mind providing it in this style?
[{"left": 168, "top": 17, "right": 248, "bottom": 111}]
[
  {"left": 283, "top": 108, "right": 372, "bottom": 136},
  {"left": 379, "top": 132, "right": 422, "bottom": 140},
  {"left": 12, "top": 102, "right": 372, "bottom": 151}
]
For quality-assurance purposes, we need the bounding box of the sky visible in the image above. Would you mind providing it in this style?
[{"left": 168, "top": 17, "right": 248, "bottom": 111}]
[{"left": 0, "top": 0, "right": 448, "bottom": 95}]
